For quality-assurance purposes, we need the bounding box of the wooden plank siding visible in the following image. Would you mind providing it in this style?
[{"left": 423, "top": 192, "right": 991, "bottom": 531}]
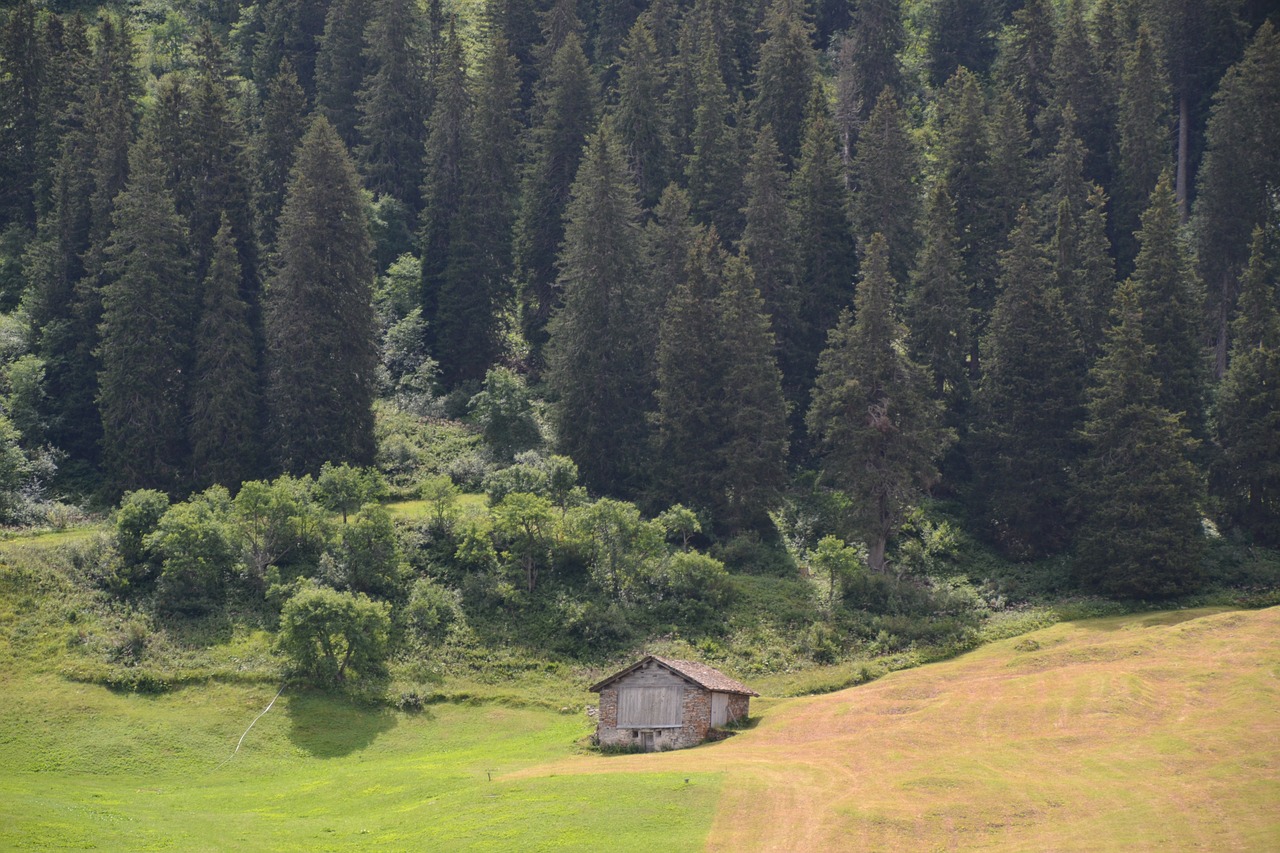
[{"left": 618, "top": 687, "right": 684, "bottom": 727}]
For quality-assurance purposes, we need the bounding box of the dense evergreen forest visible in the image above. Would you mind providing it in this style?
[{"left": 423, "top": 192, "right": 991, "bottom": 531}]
[{"left": 0, "top": 0, "right": 1278, "bottom": 622}]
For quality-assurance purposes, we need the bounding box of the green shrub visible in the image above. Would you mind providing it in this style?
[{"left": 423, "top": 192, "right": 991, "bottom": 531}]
[
  {"left": 405, "top": 577, "right": 461, "bottom": 641},
  {"left": 150, "top": 487, "right": 237, "bottom": 615},
  {"left": 114, "top": 489, "right": 170, "bottom": 587},
  {"left": 277, "top": 585, "right": 392, "bottom": 686}
]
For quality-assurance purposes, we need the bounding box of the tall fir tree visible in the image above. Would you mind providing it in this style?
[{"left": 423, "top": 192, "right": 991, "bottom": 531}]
[
  {"left": 97, "top": 135, "right": 194, "bottom": 496},
  {"left": 265, "top": 117, "right": 377, "bottom": 474},
  {"left": 740, "top": 126, "right": 801, "bottom": 406},
  {"left": 610, "top": 17, "right": 671, "bottom": 209},
  {"left": 1193, "top": 21, "right": 1280, "bottom": 376},
  {"left": 28, "top": 14, "right": 136, "bottom": 476},
  {"left": 751, "top": 0, "right": 818, "bottom": 166},
  {"left": 356, "top": 0, "right": 433, "bottom": 211},
  {"left": 1046, "top": 0, "right": 1108, "bottom": 177},
  {"left": 435, "top": 27, "right": 521, "bottom": 385},
  {"left": 0, "top": 1, "right": 42, "bottom": 230},
  {"left": 992, "top": 0, "right": 1055, "bottom": 143},
  {"left": 969, "top": 207, "right": 1086, "bottom": 558},
  {"left": 926, "top": 0, "right": 998, "bottom": 88},
  {"left": 642, "top": 183, "right": 699, "bottom": 361},
  {"left": 315, "top": 0, "right": 368, "bottom": 149},
  {"left": 930, "top": 68, "right": 999, "bottom": 378},
  {"left": 653, "top": 230, "right": 725, "bottom": 516},
  {"left": 1052, "top": 184, "right": 1116, "bottom": 361},
  {"left": 419, "top": 24, "right": 471, "bottom": 379},
  {"left": 906, "top": 181, "right": 970, "bottom": 410},
  {"left": 808, "top": 233, "right": 952, "bottom": 571},
  {"left": 1127, "top": 172, "right": 1208, "bottom": 440},
  {"left": 1113, "top": 25, "right": 1171, "bottom": 278},
  {"left": 849, "top": 88, "right": 920, "bottom": 286},
  {"left": 654, "top": 231, "right": 789, "bottom": 532},
  {"left": 190, "top": 215, "right": 261, "bottom": 490},
  {"left": 250, "top": 0, "right": 330, "bottom": 96},
  {"left": 1212, "top": 228, "right": 1280, "bottom": 545},
  {"left": 1073, "top": 279, "right": 1203, "bottom": 598},
  {"left": 834, "top": 0, "right": 904, "bottom": 133},
  {"left": 253, "top": 59, "right": 309, "bottom": 253},
  {"left": 716, "top": 254, "right": 790, "bottom": 531},
  {"left": 684, "top": 47, "right": 746, "bottom": 242},
  {"left": 790, "top": 88, "right": 857, "bottom": 403},
  {"left": 546, "top": 125, "right": 652, "bottom": 496},
  {"left": 514, "top": 31, "right": 597, "bottom": 364}
]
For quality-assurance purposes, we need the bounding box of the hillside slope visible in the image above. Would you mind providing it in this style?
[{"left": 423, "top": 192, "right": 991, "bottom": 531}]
[{"left": 516, "top": 607, "right": 1280, "bottom": 851}]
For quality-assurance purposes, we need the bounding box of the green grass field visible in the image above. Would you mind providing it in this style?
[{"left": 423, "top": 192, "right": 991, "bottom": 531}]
[{"left": 0, "top": 675, "right": 719, "bottom": 851}]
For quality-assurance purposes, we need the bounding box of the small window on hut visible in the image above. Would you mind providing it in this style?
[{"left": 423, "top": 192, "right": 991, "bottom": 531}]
[{"left": 617, "top": 687, "right": 683, "bottom": 728}]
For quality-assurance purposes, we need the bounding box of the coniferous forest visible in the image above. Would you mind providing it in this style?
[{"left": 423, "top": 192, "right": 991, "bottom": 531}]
[{"left": 0, "top": 0, "right": 1279, "bottom": 656}]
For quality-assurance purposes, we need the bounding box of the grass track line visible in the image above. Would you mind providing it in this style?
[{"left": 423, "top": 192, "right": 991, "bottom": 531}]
[{"left": 213, "top": 683, "right": 286, "bottom": 773}]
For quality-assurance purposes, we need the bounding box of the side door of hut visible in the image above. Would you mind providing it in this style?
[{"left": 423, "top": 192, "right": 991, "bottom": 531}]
[{"left": 711, "top": 692, "right": 730, "bottom": 727}]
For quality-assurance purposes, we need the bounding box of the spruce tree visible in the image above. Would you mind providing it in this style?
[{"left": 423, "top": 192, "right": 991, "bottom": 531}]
[
  {"left": 642, "top": 184, "right": 699, "bottom": 362},
  {"left": 1194, "top": 21, "right": 1280, "bottom": 376},
  {"left": 611, "top": 17, "right": 671, "bottom": 209},
  {"left": 97, "top": 135, "right": 194, "bottom": 496},
  {"left": 435, "top": 28, "right": 521, "bottom": 385},
  {"left": 751, "top": 0, "right": 818, "bottom": 166},
  {"left": 514, "top": 31, "right": 596, "bottom": 363},
  {"left": 315, "top": 0, "right": 369, "bottom": 149},
  {"left": 906, "top": 181, "right": 969, "bottom": 409},
  {"left": 790, "top": 89, "right": 856, "bottom": 399},
  {"left": 1212, "top": 228, "right": 1280, "bottom": 544},
  {"left": 716, "top": 254, "right": 789, "bottom": 531},
  {"left": 740, "top": 126, "right": 801, "bottom": 405},
  {"left": 1073, "top": 282, "right": 1203, "bottom": 598},
  {"left": 1046, "top": 0, "right": 1108, "bottom": 174},
  {"left": 849, "top": 88, "right": 920, "bottom": 286},
  {"left": 930, "top": 68, "right": 997, "bottom": 377},
  {"left": 419, "top": 24, "right": 470, "bottom": 379},
  {"left": 546, "top": 126, "right": 651, "bottom": 496},
  {"left": 970, "top": 207, "right": 1086, "bottom": 558},
  {"left": 1114, "top": 26, "right": 1172, "bottom": 278},
  {"left": 251, "top": 0, "right": 329, "bottom": 97},
  {"left": 807, "top": 234, "right": 952, "bottom": 572},
  {"left": 992, "top": 0, "right": 1055, "bottom": 141},
  {"left": 653, "top": 232, "right": 789, "bottom": 532},
  {"left": 254, "top": 60, "right": 308, "bottom": 253},
  {"left": 29, "top": 14, "right": 136, "bottom": 475},
  {"left": 183, "top": 30, "right": 259, "bottom": 292},
  {"left": 1053, "top": 185, "right": 1115, "bottom": 361},
  {"left": 356, "top": 0, "right": 432, "bottom": 210},
  {"left": 684, "top": 47, "right": 746, "bottom": 242},
  {"left": 653, "top": 231, "right": 725, "bottom": 515},
  {"left": 0, "top": 1, "right": 41, "bottom": 230},
  {"left": 265, "top": 117, "right": 377, "bottom": 474},
  {"left": 190, "top": 215, "right": 261, "bottom": 490},
  {"left": 926, "top": 0, "right": 997, "bottom": 88},
  {"left": 1128, "top": 173, "right": 1208, "bottom": 440},
  {"left": 835, "top": 0, "right": 904, "bottom": 132}
]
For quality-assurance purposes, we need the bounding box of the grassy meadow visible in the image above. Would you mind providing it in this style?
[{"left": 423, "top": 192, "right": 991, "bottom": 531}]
[{"left": 2, "top": 525, "right": 1278, "bottom": 851}]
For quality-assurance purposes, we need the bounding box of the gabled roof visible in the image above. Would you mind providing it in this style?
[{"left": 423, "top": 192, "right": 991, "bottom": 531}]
[{"left": 589, "top": 655, "right": 758, "bottom": 696}]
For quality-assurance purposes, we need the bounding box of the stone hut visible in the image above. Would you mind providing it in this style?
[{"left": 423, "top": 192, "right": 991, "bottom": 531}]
[{"left": 589, "top": 655, "right": 758, "bottom": 752}]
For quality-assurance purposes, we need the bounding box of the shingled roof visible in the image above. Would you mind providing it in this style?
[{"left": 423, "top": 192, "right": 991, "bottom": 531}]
[{"left": 589, "top": 655, "right": 758, "bottom": 696}]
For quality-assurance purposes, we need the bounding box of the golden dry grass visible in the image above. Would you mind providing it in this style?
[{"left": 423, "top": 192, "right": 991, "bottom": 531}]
[{"left": 512, "top": 606, "right": 1280, "bottom": 852}]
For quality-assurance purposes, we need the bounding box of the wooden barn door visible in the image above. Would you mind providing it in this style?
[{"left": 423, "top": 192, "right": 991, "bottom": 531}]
[
  {"left": 711, "top": 693, "right": 730, "bottom": 727},
  {"left": 641, "top": 732, "right": 655, "bottom": 752}
]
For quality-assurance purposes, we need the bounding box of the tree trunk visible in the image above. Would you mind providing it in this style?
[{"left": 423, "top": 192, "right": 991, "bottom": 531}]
[{"left": 868, "top": 535, "right": 887, "bottom": 573}]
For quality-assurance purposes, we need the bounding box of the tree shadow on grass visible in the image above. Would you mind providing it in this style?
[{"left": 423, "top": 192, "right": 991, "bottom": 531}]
[{"left": 285, "top": 690, "right": 399, "bottom": 758}]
